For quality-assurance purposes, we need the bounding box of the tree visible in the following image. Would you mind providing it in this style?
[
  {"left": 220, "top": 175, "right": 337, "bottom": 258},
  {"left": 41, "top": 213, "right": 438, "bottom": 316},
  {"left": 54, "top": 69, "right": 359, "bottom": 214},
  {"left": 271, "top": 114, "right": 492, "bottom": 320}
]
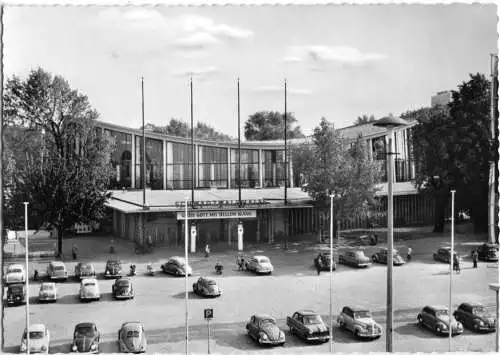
[
  {"left": 145, "top": 119, "right": 234, "bottom": 141},
  {"left": 3, "top": 68, "right": 115, "bottom": 255},
  {"left": 302, "top": 118, "right": 382, "bottom": 235},
  {"left": 244, "top": 111, "right": 305, "bottom": 141},
  {"left": 408, "top": 73, "right": 495, "bottom": 233},
  {"left": 353, "top": 114, "right": 376, "bottom": 126}
]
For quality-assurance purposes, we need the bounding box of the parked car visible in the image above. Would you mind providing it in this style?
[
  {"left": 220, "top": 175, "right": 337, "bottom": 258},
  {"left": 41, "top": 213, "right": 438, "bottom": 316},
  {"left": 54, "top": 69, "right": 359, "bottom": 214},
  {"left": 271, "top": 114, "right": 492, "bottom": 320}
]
[
  {"left": 338, "top": 250, "right": 371, "bottom": 268},
  {"left": 286, "top": 310, "right": 330, "bottom": 343},
  {"left": 74, "top": 262, "right": 96, "bottom": 280},
  {"left": 6, "top": 283, "right": 26, "bottom": 306},
  {"left": 72, "top": 322, "right": 100, "bottom": 353},
  {"left": 417, "top": 305, "right": 463, "bottom": 335},
  {"left": 453, "top": 303, "right": 496, "bottom": 332},
  {"left": 433, "top": 247, "right": 458, "bottom": 264},
  {"left": 112, "top": 278, "right": 134, "bottom": 300},
  {"left": 104, "top": 259, "right": 123, "bottom": 278},
  {"left": 473, "top": 243, "right": 499, "bottom": 262},
  {"left": 371, "top": 247, "right": 406, "bottom": 266},
  {"left": 246, "top": 314, "right": 285, "bottom": 346},
  {"left": 20, "top": 324, "right": 50, "bottom": 354},
  {"left": 79, "top": 278, "right": 100, "bottom": 302},
  {"left": 47, "top": 261, "right": 68, "bottom": 282},
  {"left": 161, "top": 257, "right": 192, "bottom": 276},
  {"left": 4, "top": 264, "right": 26, "bottom": 284},
  {"left": 193, "top": 277, "right": 221, "bottom": 297},
  {"left": 38, "top": 282, "right": 57, "bottom": 303},
  {"left": 245, "top": 255, "right": 274, "bottom": 275},
  {"left": 117, "top": 322, "right": 147, "bottom": 353},
  {"left": 314, "top": 253, "right": 336, "bottom": 271},
  {"left": 337, "top": 306, "right": 382, "bottom": 339}
]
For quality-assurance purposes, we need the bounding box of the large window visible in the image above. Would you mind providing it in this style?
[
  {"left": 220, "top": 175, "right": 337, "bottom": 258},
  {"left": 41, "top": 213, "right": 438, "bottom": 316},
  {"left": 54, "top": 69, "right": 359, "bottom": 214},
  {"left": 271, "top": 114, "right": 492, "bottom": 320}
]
[
  {"left": 135, "top": 137, "right": 163, "bottom": 190},
  {"left": 105, "top": 129, "right": 132, "bottom": 189},
  {"left": 167, "top": 142, "right": 193, "bottom": 189},
  {"left": 198, "top": 146, "right": 228, "bottom": 188},
  {"left": 231, "top": 149, "right": 259, "bottom": 188},
  {"left": 262, "top": 150, "right": 286, "bottom": 187}
]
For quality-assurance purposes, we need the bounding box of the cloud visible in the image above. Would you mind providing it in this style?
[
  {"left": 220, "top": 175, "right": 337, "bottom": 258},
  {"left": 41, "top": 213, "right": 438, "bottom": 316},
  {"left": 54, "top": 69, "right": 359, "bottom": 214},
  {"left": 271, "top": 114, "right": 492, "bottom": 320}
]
[
  {"left": 253, "top": 86, "right": 312, "bottom": 96},
  {"left": 172, "top": 66, "right": 219, "bottom": 79},
  {"left": 178, "top": 14, "right": 252, "bottom": 40},
  {"left": 283, "top": 45, "right": 387, "bottom": 64},
  {"left": 173, "top": 32, "right": 221, "bottom": 50}
]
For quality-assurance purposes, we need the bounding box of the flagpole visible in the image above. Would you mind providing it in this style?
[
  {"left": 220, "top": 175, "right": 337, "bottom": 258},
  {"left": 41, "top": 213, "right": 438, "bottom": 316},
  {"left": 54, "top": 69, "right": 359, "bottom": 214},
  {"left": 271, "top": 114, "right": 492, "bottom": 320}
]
[
  {"left": 184, "top": 196, "right": 189, "bottom": 355},
  {"left": 24, "top": 202, "right": 30, "bottom": 355},
  {"left": 141, "top": 77, "right": 146, "bottom": 207},
  {"left": 190, "top": 77, "right": 195, "bottom": 206},
  {"left": 284, "top": 79, "right": 288, "bottom": 205},
  {"left": 238, "top": 78, "right": 241, "bottom": 207},
  {"left": 449, "top": 190, "right": 455, "bottom": 352}
]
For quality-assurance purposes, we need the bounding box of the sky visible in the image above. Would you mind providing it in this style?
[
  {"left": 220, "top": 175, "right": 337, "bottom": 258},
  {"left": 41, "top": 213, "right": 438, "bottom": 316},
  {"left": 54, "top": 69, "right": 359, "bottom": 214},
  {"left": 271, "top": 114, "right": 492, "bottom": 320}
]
[{"left": 4, "top": 4, "right": 498, "bottom": 137}]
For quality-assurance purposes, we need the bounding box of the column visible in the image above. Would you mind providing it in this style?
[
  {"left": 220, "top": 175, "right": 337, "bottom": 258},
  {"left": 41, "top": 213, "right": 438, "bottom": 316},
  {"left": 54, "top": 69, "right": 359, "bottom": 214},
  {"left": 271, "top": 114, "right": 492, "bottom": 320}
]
[
  {"left": 227, "top": 220, "right": 232, "bottom": 246},
  {"left": 162, "top": 139, "right": 167, "bottom": 190},
  {"left": 289, "top": 157, "right": 294, "bottom": 188},
  {"left": 227, "top": 147, "right": 231, "bottom": 188},
  {"left": 367, "top": 138, "right": 373, "bottom": 161},
  {"left": 258, "top": 149, "right": 263, "bottom": 188},
  {"left": 131, "top": 134, "right": 136, "bottom": 188},
  {"left": 256, "top": 212, "right": 261, "bottom": 243},
  {"left": 138, "top": 213, "right": 144, "bottom": 244},
  {"left": 272, "top": 163, "right": 276, "bottom": 186}
]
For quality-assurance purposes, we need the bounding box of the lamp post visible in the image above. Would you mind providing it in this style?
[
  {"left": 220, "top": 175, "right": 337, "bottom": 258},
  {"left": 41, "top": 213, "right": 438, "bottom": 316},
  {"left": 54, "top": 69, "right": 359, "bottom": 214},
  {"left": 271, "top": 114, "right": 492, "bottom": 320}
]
[
  {"left": 449, "top": 190, "right": 456, "bottom": 352},
  {"left": 489, "top": 283, "right": 500, "bottom": 352},
  {"left": 184, "top": 196, "right": 189, "bottom": 355},
  {"left": 24, "top": 202, "right": 30, "bottom": 354},
  {"left": 329, "top": 194, "right": 334, "bottom": 353},
  {"left": 373, "top": 116, "right": 408, "bottom": 353}
]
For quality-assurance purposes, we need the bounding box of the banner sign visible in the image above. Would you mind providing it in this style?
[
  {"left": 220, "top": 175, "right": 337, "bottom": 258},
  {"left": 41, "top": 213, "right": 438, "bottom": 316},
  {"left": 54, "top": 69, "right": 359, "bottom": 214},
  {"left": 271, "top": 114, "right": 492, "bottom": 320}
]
[
  {"left": 177, "top": 210, "right": 257, "bottom": 220},
  {"left": 175, "top": 199, "right": 267, "bottom": 209}
]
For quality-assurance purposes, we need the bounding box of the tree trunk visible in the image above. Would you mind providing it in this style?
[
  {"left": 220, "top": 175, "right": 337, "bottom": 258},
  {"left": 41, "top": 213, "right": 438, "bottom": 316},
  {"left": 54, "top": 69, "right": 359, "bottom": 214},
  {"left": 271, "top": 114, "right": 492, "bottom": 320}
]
[
  {"left": 433, "top": 192, "right": 447, "bottom": 233},
  {"left": 57, "top": 227, "right": 64, "bottom": 257}
]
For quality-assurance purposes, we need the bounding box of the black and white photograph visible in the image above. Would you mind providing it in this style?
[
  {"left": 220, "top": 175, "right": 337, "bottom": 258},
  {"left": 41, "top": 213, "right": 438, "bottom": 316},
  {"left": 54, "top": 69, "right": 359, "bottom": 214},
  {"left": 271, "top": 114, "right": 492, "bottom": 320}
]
[{"left": 1, "top": 1, "right": 499, "bottom": 354}]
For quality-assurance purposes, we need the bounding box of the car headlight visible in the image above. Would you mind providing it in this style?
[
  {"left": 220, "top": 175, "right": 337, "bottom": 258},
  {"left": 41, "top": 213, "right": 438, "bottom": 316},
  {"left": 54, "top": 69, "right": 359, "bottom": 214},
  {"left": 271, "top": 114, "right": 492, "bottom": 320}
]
[
  {"left": 72, "top": 344, "right": 77, "bottom": 351},
  {"left": 259, "top": 332, "right": 268, "bottom": 340},
  {"left": 106, "top": 270, "right": 109, "bottom": 274},
  {"left": 90, "top": 343, "right": 97, "bottom": 350},
  {"left": 41, "top": 345, "right": 47, "bottom": 351},
  {"left": 440, "top": 323, "right": 448, "bottom": 330},
  {"left": 21, "top": 343, "right": 27, "bottom": 351},
  {"left": 279, "top": 331, "right": 285, "bottom": 339},
  {"left": 478, "top": 321, "right": 485, "bottom": 327}
]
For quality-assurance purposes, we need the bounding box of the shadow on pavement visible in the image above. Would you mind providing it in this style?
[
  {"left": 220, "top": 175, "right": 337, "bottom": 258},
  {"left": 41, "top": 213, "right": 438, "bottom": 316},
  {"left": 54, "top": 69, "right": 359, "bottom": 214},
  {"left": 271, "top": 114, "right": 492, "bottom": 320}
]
[
  {"left": 3, "top": 345, "right": 19, "bottom": 354},
  {"left": 394, "top": 323, "right": 438, "bottom": 339},
  {"left": 55, "top": 293, "right": 81, "bottom": 305},
  {"left": 171, "top": 291, "right": 208, "bottom": 300}
]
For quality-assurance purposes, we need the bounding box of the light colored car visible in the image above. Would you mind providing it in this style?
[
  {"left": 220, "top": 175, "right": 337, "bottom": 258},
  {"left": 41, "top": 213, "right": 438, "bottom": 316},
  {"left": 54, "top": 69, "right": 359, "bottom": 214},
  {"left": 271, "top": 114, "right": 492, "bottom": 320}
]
[
  {"left": 47, "top": 261, "right": 68, "bottom": 281},
  {"left": 245, "top": 255, "right": 274, "bottom": 275},
  {"left": 38, "top": 282, "right": 57, "bottom": 303},
  {"left": 371, "top": 248, "right": 406, "bottom": 266},
  {"left": 118, "top": 322, "right": 147, "bottom": 353},
  {"left": 79, "top": 278, "right": 100, "bottom": 302},
  {"left": 417, "top": 305, "right": 463, "bottom": 335},
  {"left": 339, "top": 250, "right": 372, "bottom": 268},
  {"left": 337, "top": 306, "right": 382, "bottom": 339},
  {"left": 20, "top": 324, "right": 50, "bottom": 354},
  {"left": 4, "top": 264, "right": 26, "bottom": 284}
]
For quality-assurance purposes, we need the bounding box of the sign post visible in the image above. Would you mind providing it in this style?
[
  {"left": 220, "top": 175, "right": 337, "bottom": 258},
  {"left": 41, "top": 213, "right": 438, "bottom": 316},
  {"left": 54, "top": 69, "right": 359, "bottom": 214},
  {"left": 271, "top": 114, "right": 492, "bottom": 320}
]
[{"left": 204, "top": 308, "right": 214, "bottom": 354}]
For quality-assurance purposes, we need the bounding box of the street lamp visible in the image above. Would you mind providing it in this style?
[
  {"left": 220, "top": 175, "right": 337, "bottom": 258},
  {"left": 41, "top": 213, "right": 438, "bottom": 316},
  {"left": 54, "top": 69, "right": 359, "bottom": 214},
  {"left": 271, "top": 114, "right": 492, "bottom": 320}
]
[
  {"left": 490, "top": 283, "right": 500, "bottom": 352},
  {"left": 24, "top": 202, "right": 30, "bottom": 355},
  {"left": 184, "top": 196, "right": 189, "bottom": 355},
  {"left": 373, "top": 115, "right": 408, "bottom": 353}
]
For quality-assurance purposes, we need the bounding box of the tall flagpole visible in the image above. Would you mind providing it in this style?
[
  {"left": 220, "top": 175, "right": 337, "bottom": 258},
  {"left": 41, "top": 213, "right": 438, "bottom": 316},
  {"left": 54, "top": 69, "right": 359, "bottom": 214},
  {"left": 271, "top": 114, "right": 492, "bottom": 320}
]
[
  {"left": 238, "top": 78, "right": 241, "bottom": 206},
  {"left": 141, "top": 77, "right": 146, "bottom": 207},
  {"left": 284, "top": 79, "right": 288, "bottom": 205},
  {"left": 449, "top": 190, "right": 456, "bottom": 352},
  {"left": 0, "top": 6, "right": 4, "bottom": 350},
  {"left": 24, "top": 202, "right": 30, "bottom": 355},
  {"left": 190, "top": 77, "right": 195, "bottom": 206},
  {"left": 184, "top": 197, "right": 189, "bottom": 355}
]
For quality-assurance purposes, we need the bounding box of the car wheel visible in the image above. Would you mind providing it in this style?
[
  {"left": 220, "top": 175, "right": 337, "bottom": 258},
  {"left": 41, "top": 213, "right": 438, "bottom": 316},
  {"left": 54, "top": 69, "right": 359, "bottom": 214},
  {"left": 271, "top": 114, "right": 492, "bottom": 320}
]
[
  {"left": 473, "top": 323, "right": 479, "bottom": 332},
  {"left": 372, "top": 255, "right": 377, "bottom": 263}
]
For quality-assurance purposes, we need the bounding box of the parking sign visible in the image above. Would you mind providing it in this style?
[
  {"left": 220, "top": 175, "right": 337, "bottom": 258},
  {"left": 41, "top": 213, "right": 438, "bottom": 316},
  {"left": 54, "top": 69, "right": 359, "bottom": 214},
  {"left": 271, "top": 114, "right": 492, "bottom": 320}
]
[{"left": 204, "top": 308, "right": 214, "bottom": 319}]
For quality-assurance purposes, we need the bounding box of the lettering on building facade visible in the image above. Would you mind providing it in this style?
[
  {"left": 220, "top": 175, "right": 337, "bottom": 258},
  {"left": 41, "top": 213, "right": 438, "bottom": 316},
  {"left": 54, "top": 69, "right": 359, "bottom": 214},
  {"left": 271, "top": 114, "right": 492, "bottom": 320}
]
[
  {"left": 174, "top": 200, "right": 267, "bottom": 209},
  {"left": 176, "top": 210, "right": 257, "bottom": 220}
]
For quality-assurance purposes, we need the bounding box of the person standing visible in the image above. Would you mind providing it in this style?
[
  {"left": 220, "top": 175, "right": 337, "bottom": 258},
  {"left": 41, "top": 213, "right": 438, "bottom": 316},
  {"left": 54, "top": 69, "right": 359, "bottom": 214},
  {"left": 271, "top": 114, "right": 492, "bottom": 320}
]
[
  {"left": 72, "top": 244, "right": 78, "bottom": 260},
  {"left": 315, "top": 253, "right": 323, "bottom": 276},
  {"left": 453, "top": 253, "right": 460, "bottom": 274},
  {"left": 472, "top": 249, "right": 479, "bottom": 268},
  {"left": 407, "top": 247, "right": 412, "bottom": 262}
]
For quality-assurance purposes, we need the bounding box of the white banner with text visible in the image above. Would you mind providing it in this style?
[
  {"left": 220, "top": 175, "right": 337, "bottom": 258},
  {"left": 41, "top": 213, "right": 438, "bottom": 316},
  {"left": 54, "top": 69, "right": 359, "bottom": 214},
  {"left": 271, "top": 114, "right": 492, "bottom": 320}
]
[{"left": 176, "top": 210, "right": 257, "bottom": 220}]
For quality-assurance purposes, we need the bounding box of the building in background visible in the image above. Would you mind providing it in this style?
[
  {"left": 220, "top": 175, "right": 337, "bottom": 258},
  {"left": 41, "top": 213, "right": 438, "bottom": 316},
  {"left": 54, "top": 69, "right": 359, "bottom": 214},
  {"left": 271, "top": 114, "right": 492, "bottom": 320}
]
[{"left": 431, "top": 90, "right": 452, "bottom": 107}]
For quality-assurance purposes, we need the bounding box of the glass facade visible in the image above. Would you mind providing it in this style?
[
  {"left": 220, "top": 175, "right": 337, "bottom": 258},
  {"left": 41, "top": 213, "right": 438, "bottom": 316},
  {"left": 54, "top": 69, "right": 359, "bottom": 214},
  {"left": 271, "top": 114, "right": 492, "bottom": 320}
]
[
  {"left": 198, "top": 146, "right": 228, "bottom": 188},
  {"left": 105, "top": 129, "right": 132, "bottom": 189},
  {"left": 262, "top": 150, "right": 286, "bottom": 187},
  {"left": 231, "top": 148, "right": 259, "bottom": 188},
  {"left": 135, "top": 136, "right": 164, "bottom": 190},
  {"left": 167, "top": 142, "right": 194, "bottom": 189}
]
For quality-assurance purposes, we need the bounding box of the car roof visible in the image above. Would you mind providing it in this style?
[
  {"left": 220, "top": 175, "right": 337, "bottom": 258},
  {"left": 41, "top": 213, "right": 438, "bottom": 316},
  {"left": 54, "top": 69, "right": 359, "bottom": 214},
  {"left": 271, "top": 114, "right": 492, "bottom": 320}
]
[
  {"left": 75, "top": 322, "right": 96, "bottom": 329},
  {"left": 81, "top": 278, "right": 97, "bottom": 283},
  {"left": 296, "top": 310, "right": 317, "bottom": 316},
  {"left": 427, "top": 305, "right": 448, "bottom": 311},
  {"left": 41, "top": 282, "right": 56, "bottom": 287},
  {"left": 116, "top": 278, "right": 131, "bottom": 284},
  {"left": 122, "top": 322, "right": 142, "bottom": 330},
  {"left": 254, "top": 314, "right": 275, "bottom": 321},
  {"left": 253, "top": 255, "right": 269, "bottom": 260},
  {"left": 78, "top": 262, "right": 94, "bottom": 267},
  {"left": 50, "top": 261, "right": 65, "bottom": 266},
  {"left": 170, "top": 256, "right": 185, "bottom": 262},
  {"left": 8, "top": 263, "right": 24, "bottom": 269},
  {"left": 28, "top": 324, "right": 46, "bottom": 332},
  {"left": 346, "top": 306, "right": 370, "bottom": 312},
  {"left": 199, "top": 277, "right": 215, "bottom": 282}
]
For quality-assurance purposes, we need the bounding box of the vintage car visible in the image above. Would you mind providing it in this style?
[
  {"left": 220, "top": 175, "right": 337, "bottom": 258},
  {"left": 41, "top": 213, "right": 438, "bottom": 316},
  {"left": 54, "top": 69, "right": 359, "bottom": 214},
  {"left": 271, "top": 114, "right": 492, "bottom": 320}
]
[
  {"left": 314, "top": 253, "right": 336, "bottom": 271},
  {"left": 72, "top": 322, "right": 100, "bottom": 353},
  {"left": 4, "top": 264, "right": 26, "bottom": 284},
  {"left": 104, "top": 259, "right": 123, "bottom": 278},
  {"left": 337, "top": 306, "right": 382, "bottom": 339},
  {"left": 117, "top": 322, "right": 147, "bottom": 353},
  {"left": 112, "top": 278, "right": 134, "bottom": 300},
  {"left": 453, "top": 303, "right": 496, "bottom": 332},
  {"left": 192, "top": 277, "right": 222, "bottom": 297},
  {"left": 433, "top": 247, "right": 458, "bottom": 264},
  {"left": 161, "top": 257, "right": 192, "bottom": 276},
  {"left": 74, "top": 262, "right": 96, "bottom": 280},
  {"left": 246, "top": 314, "right": 285, "bottom": 346},
  {"left": 79, "top": 278, "right": 100, "bottom": 302},
  {"left": 474, "top": 243, "right": 499, "bottom": 262},
  {"left": 20, "top": 324, "right": 50, "bottom": 354},
  {"left": 245, "top": 255, "right": 274, "bottom": 275},
  {"left": 47, "top": 261, "right": 68, "bottom": 282},
  {"left": 286, "top": 310, "right": 330, "bottom": 343},
  {"left": 38, "top": 282, "right": 57, "bottom": 303},
  {"left": 417, "top": 305, "right": 463, "bottom": 335},
  {"left": 6, "top": 283, "right": 26, "bottom": 306},
  {"left": 371, "top": 248, "right": 406, "bottom": 266},
  {"left": 338, "top": 250, "right": 371, "bottom": 268}
]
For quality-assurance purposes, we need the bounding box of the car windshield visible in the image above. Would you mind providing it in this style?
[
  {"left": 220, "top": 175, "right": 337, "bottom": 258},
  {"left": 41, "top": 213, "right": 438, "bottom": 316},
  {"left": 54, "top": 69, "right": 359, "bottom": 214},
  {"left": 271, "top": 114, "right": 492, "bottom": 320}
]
[
  {"left": 83, "top": 281, "right": 96, "bottom": 287},
  {"left": 54, "top": 266, "right": 65, "bottom": 271},
  {"left": 303, "top": 315, "right": 322, "bottom": 324},
  {"left": 258, "top": 257, "right": 270, "bottom": 263},
  {"left": 472, "top": 306, "right": 486, "bottom": 315},
  {"left": 27, "top": 331, "right": 44, "bottom": 339},
  {"left": 354, "top": 252, "right": 365, "bottom": 257},
  {"left": 204, "top": 279, "right": 216, "bottom": 285},
  {"left": 259, "top": 319, "right": 275, "bottom": 326},
  {"left": 9, "top": 268, "right": 22, "bottom": 273},
  {"left": 126, "top": 330, "right": 140, "bottom": 338},
  {"left": 108, "top": 261, "right": 120, "bottom": 267},
  {"left": 10, "top": 285, "right": 23, "bottom": 293},
  {"left": 435, "top": 310, "right": 449, "bottom": 317},
  {"left": 76, "top": 326, "right": 95, "bottom": 336},
  {"left": 40, "top": 285, "right": 53, "bottom": 291},
  {"left": 353, "top": 311, "right": 371, "bottom": 319},
  {"left": 117, "top": 282, "right": 129, "bottom": 288},
  {"left": 174, "top": 259, "right": 185, "bottom": 266}
]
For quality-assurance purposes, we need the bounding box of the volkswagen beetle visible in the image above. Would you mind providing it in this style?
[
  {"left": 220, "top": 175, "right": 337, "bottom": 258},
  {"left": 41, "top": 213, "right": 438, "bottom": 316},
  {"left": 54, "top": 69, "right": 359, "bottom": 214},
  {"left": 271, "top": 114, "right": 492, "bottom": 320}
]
[
  {"left": 453, "top": 303, "right": 496, "bottom": 332},
  {"left": 245, "top": 255, "right": 274, "bottom": 275},
  {"left": 371, "top": 247, "right": 406, "bottom": 266},
  {"left": 192, "top": 277, "right": 221, "bottom": 297},
  {"left": 104, "top": 259, "right": 123, "bottom": 278},
  {"left": 71, "top": 322, "right": 100, "bottom": 353},
  {"left": 338, "top": 250, "right": 372, "bottom": 268},
  {"left": 38, "top": 282, "right": 57, "bottom": 303},
  {"left": 417, "top": 305, "right": 463, "bottom": 335},
  {"left": 112, "top": 278, "right": 134, "bottom": 300},
  {"left": 433, "top": 247, "right": 458, "bottom": 264},
  {"left": 314, "top": 253, "right": 336, "bottom": 271},
  {"left": 246, "top": 314, "right": 285, "bottom": 346},
  {"left": 117, "top": 322, "right": 147, "bottom": 353},
  {"left": 79, "top": 278, "right": 100, "bottom": 302},
  {"left": 161, "top": 257, "right": 192, "bottom": 276}
]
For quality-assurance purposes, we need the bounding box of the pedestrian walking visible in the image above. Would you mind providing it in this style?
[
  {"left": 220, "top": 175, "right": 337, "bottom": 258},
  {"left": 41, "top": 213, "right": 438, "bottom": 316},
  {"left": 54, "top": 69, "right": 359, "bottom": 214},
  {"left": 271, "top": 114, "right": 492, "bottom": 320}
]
[
  {"left": 72, "top": 244, "right": 78, "bottom": 260},
  {"left": 205, "top": 244, "right": 211, "bottom": 257},
  {"left": 315, "top": 253, "right": 323, "bottom": 275},
  {"left": 237, "top": 256, "right": 245, "bottom": 271},
  {"left": 472, "top": 249, "right": 478, "bottom": 268},
  {"left": 407, "top": 247, "right": 412, "bottom": 262},
  {"left": 453, "top": 253, "right": 460, "bottom": 274}
]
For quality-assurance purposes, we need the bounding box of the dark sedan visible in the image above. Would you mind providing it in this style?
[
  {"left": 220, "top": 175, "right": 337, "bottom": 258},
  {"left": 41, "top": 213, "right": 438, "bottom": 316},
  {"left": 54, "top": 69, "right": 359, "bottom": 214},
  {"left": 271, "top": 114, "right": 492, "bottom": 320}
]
[
  {"left": 71, "top": 323, "right": 100, "bottom": 353},
  {"left": 371, "top": 247, "right": 406, "bottom": 266},
  {"left": 475, "top": 243, "right": 499, "bottom": 262},
  {"left": 161, "top": 257, "right": 192, "bottom": 276},
  {"left": 104, "top": 259, "right": 123, "bottom": 279},
  {"left": 192, "top": 277, "right": 221, "bottom": 297},
  {"left": 453, "top": 303, "right": 496, "bottom": 332},
  {"left": 246, "top": 314, "right": 285, "bottom": 346},
  {"left": 112, "top": 278, "right": 134, "bottom": 300},
  {"left": 5, "top": 283, "right": 26, "bottom": 306},
  {"left": 74, "top": 262, "right": 96, "bottom": 281},
  {"left": 433, "top": 247, "right": 458, "bottom": 264}
]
